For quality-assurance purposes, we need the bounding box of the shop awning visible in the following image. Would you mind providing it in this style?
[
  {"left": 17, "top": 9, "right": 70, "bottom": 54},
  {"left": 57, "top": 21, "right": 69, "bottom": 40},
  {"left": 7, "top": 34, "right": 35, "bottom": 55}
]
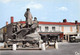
[{"left": 39, "top": 32, "right": 63, "bottom": 36}]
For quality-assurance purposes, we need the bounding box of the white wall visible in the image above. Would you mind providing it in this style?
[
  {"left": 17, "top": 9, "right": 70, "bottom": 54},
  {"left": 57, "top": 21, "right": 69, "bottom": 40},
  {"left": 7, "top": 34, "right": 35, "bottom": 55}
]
[
  {"left": 39, "top": 24, "right": 77, "bottom": 34},
  {"left": 39, "top": 24, "right": 60, "bottom": 32},
  {"left": 59, "top": 25, "right": 76, "bottom": 34}
]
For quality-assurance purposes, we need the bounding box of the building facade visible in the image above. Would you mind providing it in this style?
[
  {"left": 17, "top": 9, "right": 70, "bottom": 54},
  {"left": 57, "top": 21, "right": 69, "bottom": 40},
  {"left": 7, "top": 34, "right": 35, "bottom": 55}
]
[
  {"left": 0, "top": 17, "right": 80, "bottom": 42},
  {"left": 38, "top": 19, "right": 80, "bottom": 41}
]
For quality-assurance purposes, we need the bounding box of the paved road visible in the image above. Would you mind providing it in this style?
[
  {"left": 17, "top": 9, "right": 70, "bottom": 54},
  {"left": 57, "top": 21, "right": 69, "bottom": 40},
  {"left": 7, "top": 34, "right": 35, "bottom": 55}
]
[{"left": 0, "top": 43, "right": 80, "bottom": 55}]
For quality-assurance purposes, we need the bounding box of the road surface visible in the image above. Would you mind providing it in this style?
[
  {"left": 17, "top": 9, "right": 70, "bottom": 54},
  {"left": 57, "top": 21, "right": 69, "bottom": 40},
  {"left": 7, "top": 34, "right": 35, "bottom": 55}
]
[{"left": 0, "top": 42, "right": 80, "bottom": 55}]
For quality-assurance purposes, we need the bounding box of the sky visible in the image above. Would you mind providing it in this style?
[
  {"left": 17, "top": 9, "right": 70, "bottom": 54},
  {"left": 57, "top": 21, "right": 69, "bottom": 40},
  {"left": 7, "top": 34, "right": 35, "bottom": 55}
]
[{"left": 0, "top": 0, "right": 80, "bottom": 28}]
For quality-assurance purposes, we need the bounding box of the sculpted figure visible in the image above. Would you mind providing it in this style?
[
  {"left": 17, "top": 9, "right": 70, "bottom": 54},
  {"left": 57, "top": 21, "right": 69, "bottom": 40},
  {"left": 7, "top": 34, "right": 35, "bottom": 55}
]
[
  {"left": 31, "top": 17, "right": 38, "bottom": 29},
  {"left": 24, "top": 8, "right": 33, "bottom": 27}
]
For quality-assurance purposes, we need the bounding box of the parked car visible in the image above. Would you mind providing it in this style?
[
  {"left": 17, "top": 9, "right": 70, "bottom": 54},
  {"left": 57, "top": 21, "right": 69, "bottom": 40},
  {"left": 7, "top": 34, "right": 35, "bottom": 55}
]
[{"left": 70, "top": 34, "right": 80, "bottom": 42}]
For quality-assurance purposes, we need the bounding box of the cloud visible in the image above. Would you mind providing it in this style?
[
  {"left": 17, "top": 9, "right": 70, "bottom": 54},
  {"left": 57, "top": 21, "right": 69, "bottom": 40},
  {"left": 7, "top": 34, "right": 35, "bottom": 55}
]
[
  {"left": 58, "top": 7, "right": 68, "bottom": 11},
  {"left": 23, "top": 2, "right": 43, "bottom": 9},
  {"left": 0, "top": 0, "right": 11, "bottom": 3}
]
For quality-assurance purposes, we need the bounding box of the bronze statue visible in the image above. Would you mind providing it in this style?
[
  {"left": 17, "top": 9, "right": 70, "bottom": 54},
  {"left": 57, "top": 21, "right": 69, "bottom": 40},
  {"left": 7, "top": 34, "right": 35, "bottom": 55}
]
[{"left": 24, "top": 8, "right": 33, "bottom": 28}]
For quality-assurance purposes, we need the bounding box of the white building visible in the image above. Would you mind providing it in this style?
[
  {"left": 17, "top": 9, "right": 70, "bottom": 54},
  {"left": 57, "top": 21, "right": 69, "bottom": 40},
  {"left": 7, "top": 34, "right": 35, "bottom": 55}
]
[{"left": 38, "top": 19, "right": 80, "bottom": 41}]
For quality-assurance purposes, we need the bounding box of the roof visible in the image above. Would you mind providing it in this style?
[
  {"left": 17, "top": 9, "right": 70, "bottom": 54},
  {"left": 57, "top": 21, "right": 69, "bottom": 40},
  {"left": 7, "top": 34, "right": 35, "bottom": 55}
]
[
  {"left": 19, "top": 21, "right": 80, "bottom": 25},
  {"left": 39, "top": 21, "right": 80, "bottom": 25}
]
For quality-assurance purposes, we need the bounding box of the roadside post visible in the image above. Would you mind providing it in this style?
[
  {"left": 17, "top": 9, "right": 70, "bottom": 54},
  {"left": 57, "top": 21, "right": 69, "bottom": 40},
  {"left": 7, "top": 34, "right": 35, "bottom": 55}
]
[
  {"left": 41, "top": 43, "right": 46, "bottom": 50},
  {"left": 55, "top": 41, "right": 58, "bottom": 49},
  {"left": 13, "top": 44, "right": 16, "bottom": 50},
  {"left": 39, "top": 41, "right": 42, "bottom": 48}
]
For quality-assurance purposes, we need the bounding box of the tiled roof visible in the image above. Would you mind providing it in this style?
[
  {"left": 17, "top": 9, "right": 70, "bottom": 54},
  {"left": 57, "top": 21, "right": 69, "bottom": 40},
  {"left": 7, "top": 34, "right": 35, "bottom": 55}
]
[
  {"left": 39, "top": 21, "right": 80, "bottom": 25},
  {"left": 19, "top": 21, "right": 80, "bottom": 25}
]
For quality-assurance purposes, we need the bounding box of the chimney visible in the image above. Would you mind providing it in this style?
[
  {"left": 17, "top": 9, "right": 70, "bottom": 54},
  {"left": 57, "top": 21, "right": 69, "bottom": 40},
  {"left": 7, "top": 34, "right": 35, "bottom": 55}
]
[
  {"left": 63, "top": 19, "right": 67, "bottom": 23},
  {"left": 11, "top": 16, "right": 14, "bottom": 23},
  {"left": 6, "top": 21, "right": 8, "bottom": 25},
  {"left": 75, "top": 20, "right": 78, "bottom": 24}
]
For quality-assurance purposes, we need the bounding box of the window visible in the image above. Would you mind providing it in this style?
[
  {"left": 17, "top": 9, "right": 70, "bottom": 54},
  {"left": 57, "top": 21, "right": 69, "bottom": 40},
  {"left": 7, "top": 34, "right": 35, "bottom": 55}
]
[
  {"left": 39, "top": 26, "right": 41, "bottom": 31},
  {"left": 45, "top": 26, "right": 48, "bottom": 32},
  {"left": 52, "top": 27, "right": 55, "bottom": 31}
]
